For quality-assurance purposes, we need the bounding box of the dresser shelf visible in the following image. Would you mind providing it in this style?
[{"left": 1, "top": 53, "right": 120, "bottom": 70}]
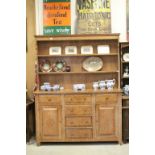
[
  {"left": 38, "top": 71, "right": 119, "bottom": 75},
  {"left": 38, "top": 53, "right": 118, "bottom": 57}
]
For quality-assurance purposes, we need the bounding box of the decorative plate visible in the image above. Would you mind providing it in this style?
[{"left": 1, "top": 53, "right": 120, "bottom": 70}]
[
  {"left": 40, "top": 60, "right": 52, "bottom": 72},
  {"left": 82, "top": 57, "right": 103, "bottom": 72},
  {"left": 123, "top": 53, "right": 129, "bottom": 61},
  {"left": 52, "top": 60, "right": 66, "bottom": 72}
]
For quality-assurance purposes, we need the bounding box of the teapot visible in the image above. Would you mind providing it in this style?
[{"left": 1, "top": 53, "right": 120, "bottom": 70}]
[
  {"left": 40, "top": 82, "right": 52, "bottom": 91},
  {"left": 106, "top": 79, "right": 115, "bottom": 90}
]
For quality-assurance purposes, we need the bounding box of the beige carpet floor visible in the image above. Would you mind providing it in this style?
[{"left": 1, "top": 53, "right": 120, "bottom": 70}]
[{"left": 26, "top": 139, "right": 129, "bottom": 155}]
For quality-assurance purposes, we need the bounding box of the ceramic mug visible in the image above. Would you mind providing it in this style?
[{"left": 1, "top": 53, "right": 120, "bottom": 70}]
[
  {"left": 53, "top": 84, "right": 60, "bottom": 91},
  {"left": 93, "top": 82, "right": 99, "bottom": 90}
]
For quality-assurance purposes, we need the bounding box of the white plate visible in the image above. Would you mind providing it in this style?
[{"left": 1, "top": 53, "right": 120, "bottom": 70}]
[
  {"left": 82, "top": 57, "right": 103, "bottom": 72},
  {"left": 123, "top": 53, "right": 129, "bottom": 61}
]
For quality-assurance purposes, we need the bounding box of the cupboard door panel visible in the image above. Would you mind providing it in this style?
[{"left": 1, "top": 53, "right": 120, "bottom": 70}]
[
  {"left": 41, "top": 106, "right": 61, "bottom": 139},
  {"left": 96, "top": 105, "right": 116, "bottom": 137},
  {"left": 122, "top": 107, "right": 129, "bottom": 142}
]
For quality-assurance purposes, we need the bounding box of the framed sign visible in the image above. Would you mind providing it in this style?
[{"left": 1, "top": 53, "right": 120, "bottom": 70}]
[
  {"left": 49, "top": 47, "right": 61, "bottom": 55},
  {"left": 43, "top": 0, "right": 71, "bottom": 35},
  {"left": 76, "top": 0, "right": 111, "bottom": 34},
  {"left": 81, "top": 46, "right": 93, "bottom": 54},
  {"left": 65, "top": 46, "right": 77, "bottom": 55},
  {"left": 97, "top": 45, "right": 110, "bottom": 54}
]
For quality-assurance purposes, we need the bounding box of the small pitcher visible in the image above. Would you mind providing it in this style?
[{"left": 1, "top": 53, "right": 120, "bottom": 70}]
[
  {"left": 123, "top": 85, "right": 129, "bottom": 95},
  {"left": 99, "top": 81, "right": 106, "bottom": 90},
  {"left": 106, "top": 79, "right": 115, "bottom": 90}
]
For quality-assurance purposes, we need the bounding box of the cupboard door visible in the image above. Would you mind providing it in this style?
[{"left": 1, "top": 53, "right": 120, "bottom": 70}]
[
  {"left": 122, "top": 107, "right": 129, "bottom": 142},
  {"left": 40, "top": 105, "right": 61, "bottom": 139},
  {"left": 96, "top": 105, "right": 116, "bottom": 137}
]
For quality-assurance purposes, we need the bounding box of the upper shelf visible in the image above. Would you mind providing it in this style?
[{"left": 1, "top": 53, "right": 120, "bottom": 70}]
[
  {"left": 38, "top": 53, "right": 118, "bottom": 58},
  {"left": 38, "top": 71, "right": 119, "bottom": 75},
  {"left": 35, "top": 34, "right": 120, "bottom": 41}
]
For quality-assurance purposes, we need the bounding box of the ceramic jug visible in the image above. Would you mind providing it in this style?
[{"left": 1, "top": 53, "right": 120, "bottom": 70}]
[
  {"left": 99, "top": 81, "right": 106, "bottom": 90},
  {"left": 106, "top": 79, "right": 115, "bottom": 90},
  {"left": 123, "top": 85, "right": 129, "bottom": 95}
]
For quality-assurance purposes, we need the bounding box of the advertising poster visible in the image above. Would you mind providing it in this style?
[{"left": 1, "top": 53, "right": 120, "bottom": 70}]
[
  {"left": 76, "top": 0, "right": 111, "bottom": 34},
  {"left": 43, "top": 0, "right": 71, "bottom": 35}
]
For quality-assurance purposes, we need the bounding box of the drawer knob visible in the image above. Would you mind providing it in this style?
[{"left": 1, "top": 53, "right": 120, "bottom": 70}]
[
  {"left": 70, "top": 109, "right": 74, "bottom": 112},
  {"left": 48, "top": 99, "right": 51, "bottom": 102},
  {"left": 105, "top": 97, "right": 109, "bottom": 100}
]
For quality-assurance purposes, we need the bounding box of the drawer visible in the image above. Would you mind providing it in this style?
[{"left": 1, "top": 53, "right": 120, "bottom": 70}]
[
  {"left": 66, "top": 128, "right": 92, "bottom": 139},
  {"left": 95, "top": 94, "right": 117, "bottom": 104},
  {"left": 64, "top": 95, "right": 92, "bottom": 104},
  {"left": 38, "top": 95, "right": 61, "bottom": 104},
  {"left": 65, "top": 116, "right": 92, "bottom": 127},
  {"left": 65, "top": 106, "right": 92, "bottom": 115}
]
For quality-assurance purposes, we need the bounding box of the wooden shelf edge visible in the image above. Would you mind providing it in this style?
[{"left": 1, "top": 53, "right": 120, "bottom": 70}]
[
  {"left": 122, "top": 61, "right": 129, "bottom": 63},
  {"left": 122, "top": 77, "right": 129, "bottom": 79},
  {"left": 34, "top": 89, "right": 122, "bottom": 94},
  {"left": 35, "top": 33, "right": 120, "bottom": 41},
  {"left": 122, "top": 96, "right": 129, "bottom": 99},
  {"left": 38, "top": 53, "right": 118, "bottom": 57},
  {"left": 38, "top": 71, "right": 119, "bottom": 75},
  {"left": 35, "top": 34, "right": 120, "bottom": 41},
  {"left": 122, "top": 106, "right": 129, "bottom": 109}
]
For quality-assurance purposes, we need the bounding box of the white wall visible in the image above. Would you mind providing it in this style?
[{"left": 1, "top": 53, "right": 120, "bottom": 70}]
[
  {"left": 111, "top": 0, "right": 127, "bottom": 42},
  {"left": 35, "top": 0, "right": 127, "bottom": 42}
]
